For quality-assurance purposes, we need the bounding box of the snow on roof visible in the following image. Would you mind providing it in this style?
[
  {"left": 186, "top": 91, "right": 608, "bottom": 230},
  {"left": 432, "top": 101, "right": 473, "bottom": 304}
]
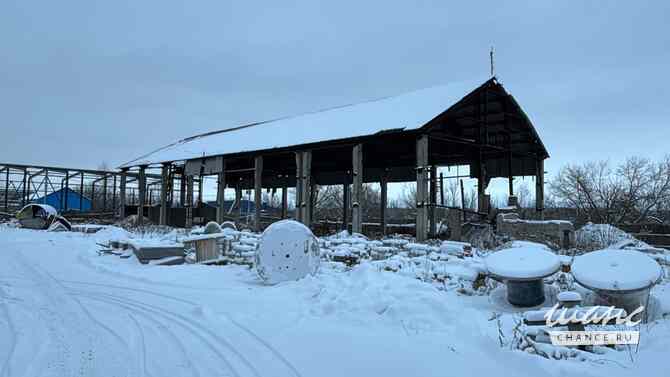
[{"left": 120, "top": 78, "right": 488, "bottom": 168}]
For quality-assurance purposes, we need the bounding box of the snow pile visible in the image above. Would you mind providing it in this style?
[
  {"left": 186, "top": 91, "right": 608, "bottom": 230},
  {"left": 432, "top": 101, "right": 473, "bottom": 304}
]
[
  {"left": 255, "top": 220, "right": 320, "bottom": 284},
  {"left": 571, "top": 248, "right": 663, "bottom": 291},
  {"left": 575, "top": 223, "right": 648, "bottom": 251}
]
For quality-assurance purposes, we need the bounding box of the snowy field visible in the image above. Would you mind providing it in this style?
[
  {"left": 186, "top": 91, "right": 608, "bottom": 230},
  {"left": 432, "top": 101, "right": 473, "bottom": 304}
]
[{"left": 0, "top": 225, "right": 669, "bottom": 377}]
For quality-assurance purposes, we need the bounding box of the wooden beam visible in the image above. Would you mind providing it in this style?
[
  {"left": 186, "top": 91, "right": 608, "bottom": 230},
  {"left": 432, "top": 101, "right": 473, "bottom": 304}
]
[
  {"left": 416, "top": 136, "right": 429, "bottom": 241},
  {"left": 351, "top": 144, "right": 363, "bottom": 234},
  {"left": 254, "top": 155, "right": 263, "bottom": 232}
]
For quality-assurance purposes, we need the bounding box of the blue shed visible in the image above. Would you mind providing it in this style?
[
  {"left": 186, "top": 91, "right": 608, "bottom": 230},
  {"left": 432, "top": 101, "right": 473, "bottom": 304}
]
[{"left": 33, "top": 187, "right": 92, "bottom": 212}]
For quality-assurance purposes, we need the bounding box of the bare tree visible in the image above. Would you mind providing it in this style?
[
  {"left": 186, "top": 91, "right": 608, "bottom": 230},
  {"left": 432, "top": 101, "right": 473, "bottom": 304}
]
[{"left": 549, "top": 156, "right": 670, "bottom": 224}]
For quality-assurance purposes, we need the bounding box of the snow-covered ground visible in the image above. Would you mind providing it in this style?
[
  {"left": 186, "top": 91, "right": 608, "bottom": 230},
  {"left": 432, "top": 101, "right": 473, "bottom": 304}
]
[{"left": 0, "top": 225, "right": 669, "bottom": 377}]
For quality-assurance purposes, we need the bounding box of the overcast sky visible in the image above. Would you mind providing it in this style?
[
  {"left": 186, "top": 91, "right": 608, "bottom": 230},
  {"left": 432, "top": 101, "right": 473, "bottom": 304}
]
[{"left": 2, "top": 1, "right": 669, "bottom": 189}]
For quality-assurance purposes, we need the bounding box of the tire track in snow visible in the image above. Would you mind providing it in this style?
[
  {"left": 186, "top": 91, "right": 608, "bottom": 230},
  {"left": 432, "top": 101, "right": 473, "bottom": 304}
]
[
  {"left": 76, "top": 293, "right": 201, "bottom": 377},
  {"left": 65, "top": 281, "right": 303, "bottom": 377},
  {"left": 74, "top": 291, "right": 244, "bottom": 377},
  {"left": 0, "top": 285, "right": 17, "bottom": 377}
]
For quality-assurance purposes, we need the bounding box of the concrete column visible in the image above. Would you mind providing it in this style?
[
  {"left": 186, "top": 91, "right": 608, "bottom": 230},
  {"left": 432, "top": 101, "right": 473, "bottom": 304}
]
[
  {"left": 429, "top": 165, "right": 437, "bottom": 237},
  {"left": 235, "top": 184, "right": 242, "bottom": 219},
  {"left": 281, "top": 180, "right": 288, "bottom": 219},
  {"left": 216, "top": 161, "right": 226, "bottom": 224},
  {"left": 508, "top": 151, "right": 514, "bottom": 197},
  {"left": 416, "top": 136, "right": 429, "bottom": 241},
  {"left": 477, "top": 154, "right": 488, "bottom": 213},
  {"left": 63, "top": 171, "right": 69, "bottom": 211},
  {"left": 254, "top": 156, "right": 263, "bottom": 232},
  {"left": 295, "top": 153, "right": 303, "bottom": 222},
  {"left": 3, "top": 168, "right": 9, "bottom": 212},
  {"left": 536, "top": 158, "right": 545, "bottom": 220},
  {"left": 159, "top": 163, "right": 169, "bottom": 225},
  {"left": 301, "top": 151, "right": 312, "bottom": 227},
  {"left": 179, "top": 172, "right": 186, "bottom": 206},
  {"left": 137, "top": 166, "right": 147, "bottom": 226},
  {"left": 342, "top": 182, "right": 349, "bottom": 231},
  {"left": 380, "top": 174, "right": 388, "bottom": 236},
  {"left": 102, "top": 175, "right": 108, "bottom": 211},
  {"left": 185, "top": 176, "right": 194, "bottom": 228},
  {"left": 119, "top": 169, "right": 127, "bottom": 219},
  {"left": 351, "top": 144, "right": 363, "bottom": 234}
]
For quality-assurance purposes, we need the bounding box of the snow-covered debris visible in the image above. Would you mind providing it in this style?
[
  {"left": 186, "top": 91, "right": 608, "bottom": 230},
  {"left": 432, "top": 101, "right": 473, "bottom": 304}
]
[
  {"left": 576, "top": 223, "right": 649, "bottom": 251},
  {"left": 255, "top": 220, "right": 320, "bottom": 284},
  {"left": 571, "top": 249, "right": 663, "bottom": 291}
]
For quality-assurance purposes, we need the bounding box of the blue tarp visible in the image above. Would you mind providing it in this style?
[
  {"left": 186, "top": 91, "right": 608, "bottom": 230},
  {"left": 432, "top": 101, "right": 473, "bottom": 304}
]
[{"left": 33, "top": 188, "right": 92, "bottom": 212}]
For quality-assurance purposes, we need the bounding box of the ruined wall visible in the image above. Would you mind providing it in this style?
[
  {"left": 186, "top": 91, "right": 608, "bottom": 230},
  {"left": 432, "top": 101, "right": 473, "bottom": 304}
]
[{"left": 496, "top": 212, "right": 575, "bottom": 249}]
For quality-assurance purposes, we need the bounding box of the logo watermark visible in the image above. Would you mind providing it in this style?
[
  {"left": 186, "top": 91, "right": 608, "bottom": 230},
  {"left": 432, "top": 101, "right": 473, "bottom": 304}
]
[{"left": 542, "top": 304, "right": 643, "bottom": 346}]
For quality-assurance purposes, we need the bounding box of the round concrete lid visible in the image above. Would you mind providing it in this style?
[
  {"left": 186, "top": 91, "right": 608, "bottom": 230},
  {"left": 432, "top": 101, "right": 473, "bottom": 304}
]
[
  {"left": 572, "top": 249, "right": 662, "bottom": 292},
  {"left": 485, "top": 245, "right": 560, "bottom": 281}
]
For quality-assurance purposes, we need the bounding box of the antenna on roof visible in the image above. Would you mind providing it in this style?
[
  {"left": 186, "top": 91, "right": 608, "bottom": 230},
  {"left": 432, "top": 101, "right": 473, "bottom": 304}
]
[{"left": 489, "top": 46, "right": 495, "bottom": 78}]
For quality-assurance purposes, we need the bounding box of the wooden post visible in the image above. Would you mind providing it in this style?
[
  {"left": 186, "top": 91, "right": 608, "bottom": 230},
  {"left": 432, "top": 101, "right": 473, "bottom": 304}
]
[
  {"left": 281, "top": 178, "right": 288, "bottom": 219},
  {"left": 254, "top": 156, "right": 263, "bottom": 232},
  {"left": 216, "top": 160, "right": 226, "bottom": 224},
  {"left": 342, "top": 181, "right": 349, "bottom": 231},
  {"left": 380, "top": 174, "right": 388, "bottom": 236},
  {"left": 477, "top": 153, "right": 487, "bottom": 213},
  {"left": 119, "top": 169, "right": 127, "bottom": 219},
  {"left": 295, "top": 152, "right": 303, "bottom": 222},
  {"left": 536, "top": 158, "right": 545, "bottom": 220},
  {"left": 460, "top": 179, "right": 466, "bottom": 222},
  {"left": 159, "top": 163, "right": 169, "bottom": 225},
  {"left": 137, "top": 166, "right": 147, "bottom": 226},
  {"left": 429, "top": 165, "right": 437, "bottom": 237},
  {"left": 302, "top": 151, "right": 312, "bottom": 226},
  {"left": 351, "top": 144, "right": 363, "bottom": 234}
]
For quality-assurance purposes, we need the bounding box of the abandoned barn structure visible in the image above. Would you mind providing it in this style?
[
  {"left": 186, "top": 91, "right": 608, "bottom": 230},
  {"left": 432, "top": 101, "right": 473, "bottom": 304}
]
[{"left": 114, "top": 77, "right": 549, "bottom": 240}]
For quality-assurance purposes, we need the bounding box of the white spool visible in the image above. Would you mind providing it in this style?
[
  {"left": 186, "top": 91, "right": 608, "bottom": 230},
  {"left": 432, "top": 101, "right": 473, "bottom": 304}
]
[{"left": 255, "top": 220, "right": 320, "bottom": 285}]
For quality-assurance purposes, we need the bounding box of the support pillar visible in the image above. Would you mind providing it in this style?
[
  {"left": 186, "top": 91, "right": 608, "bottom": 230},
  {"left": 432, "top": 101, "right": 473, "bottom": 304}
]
[
  {"left": 79, "top": 172, "right": 84, "bottom": 211},
  {"left": 281, "top": 179, "right": 288, "bottom": 219},
  {"left": 119, "top": 169, "right": 127, "bottom": 219},
  {"left": 63, "top": 171, "right": 70, "bottom": 211},
  {"left": 295, "top": 153, "right": 303, "bottom": 222},
  {"left": 179, "top": 172, "right": 186, "bottom": 207},
  {"left": 429, "top": 165, "right": 437, "bottom": 237},
  {"left": 137, "top": 166, "right": 147, "bottom": 226},
  {"left": 159, "top": 163, "right": 169, "bottom": 225},
  {"left": 21, "top": 169, "right": 27, "bottom": 207},
  {"left": 351, "top": 144, "right": 363, "bottom": 234},
  {"left": 416, "top": 135, "right": 429, "bottom": 241},
  {"left": 102, "top": 174, "right": 108, "bottom": 212},
  {"left": 536, "top": 158, "right": 545, "bottom": 220},
  {"left": 380, "top": 174, "right": 387, "bottom": 236},
  {"left": 301, "top": 151, "right": 312, "bottom": 227},
  {"left": 508, "top": 151, "right": 514, "bottom": 197},
  {"left": 185, "top": 176, "right": 194, "bottom": 228},
  {"left": 3, "top": 168, "right": 9, "bottom": 212},
  {"left": 216, "top": 162, "right": 226, "bottom": 224},
  {"left": 342, "top": 182, "right": 349, "bottom": 231},
  {"left": 254, "top": 156, "right": 263, "bottom": 232}
]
